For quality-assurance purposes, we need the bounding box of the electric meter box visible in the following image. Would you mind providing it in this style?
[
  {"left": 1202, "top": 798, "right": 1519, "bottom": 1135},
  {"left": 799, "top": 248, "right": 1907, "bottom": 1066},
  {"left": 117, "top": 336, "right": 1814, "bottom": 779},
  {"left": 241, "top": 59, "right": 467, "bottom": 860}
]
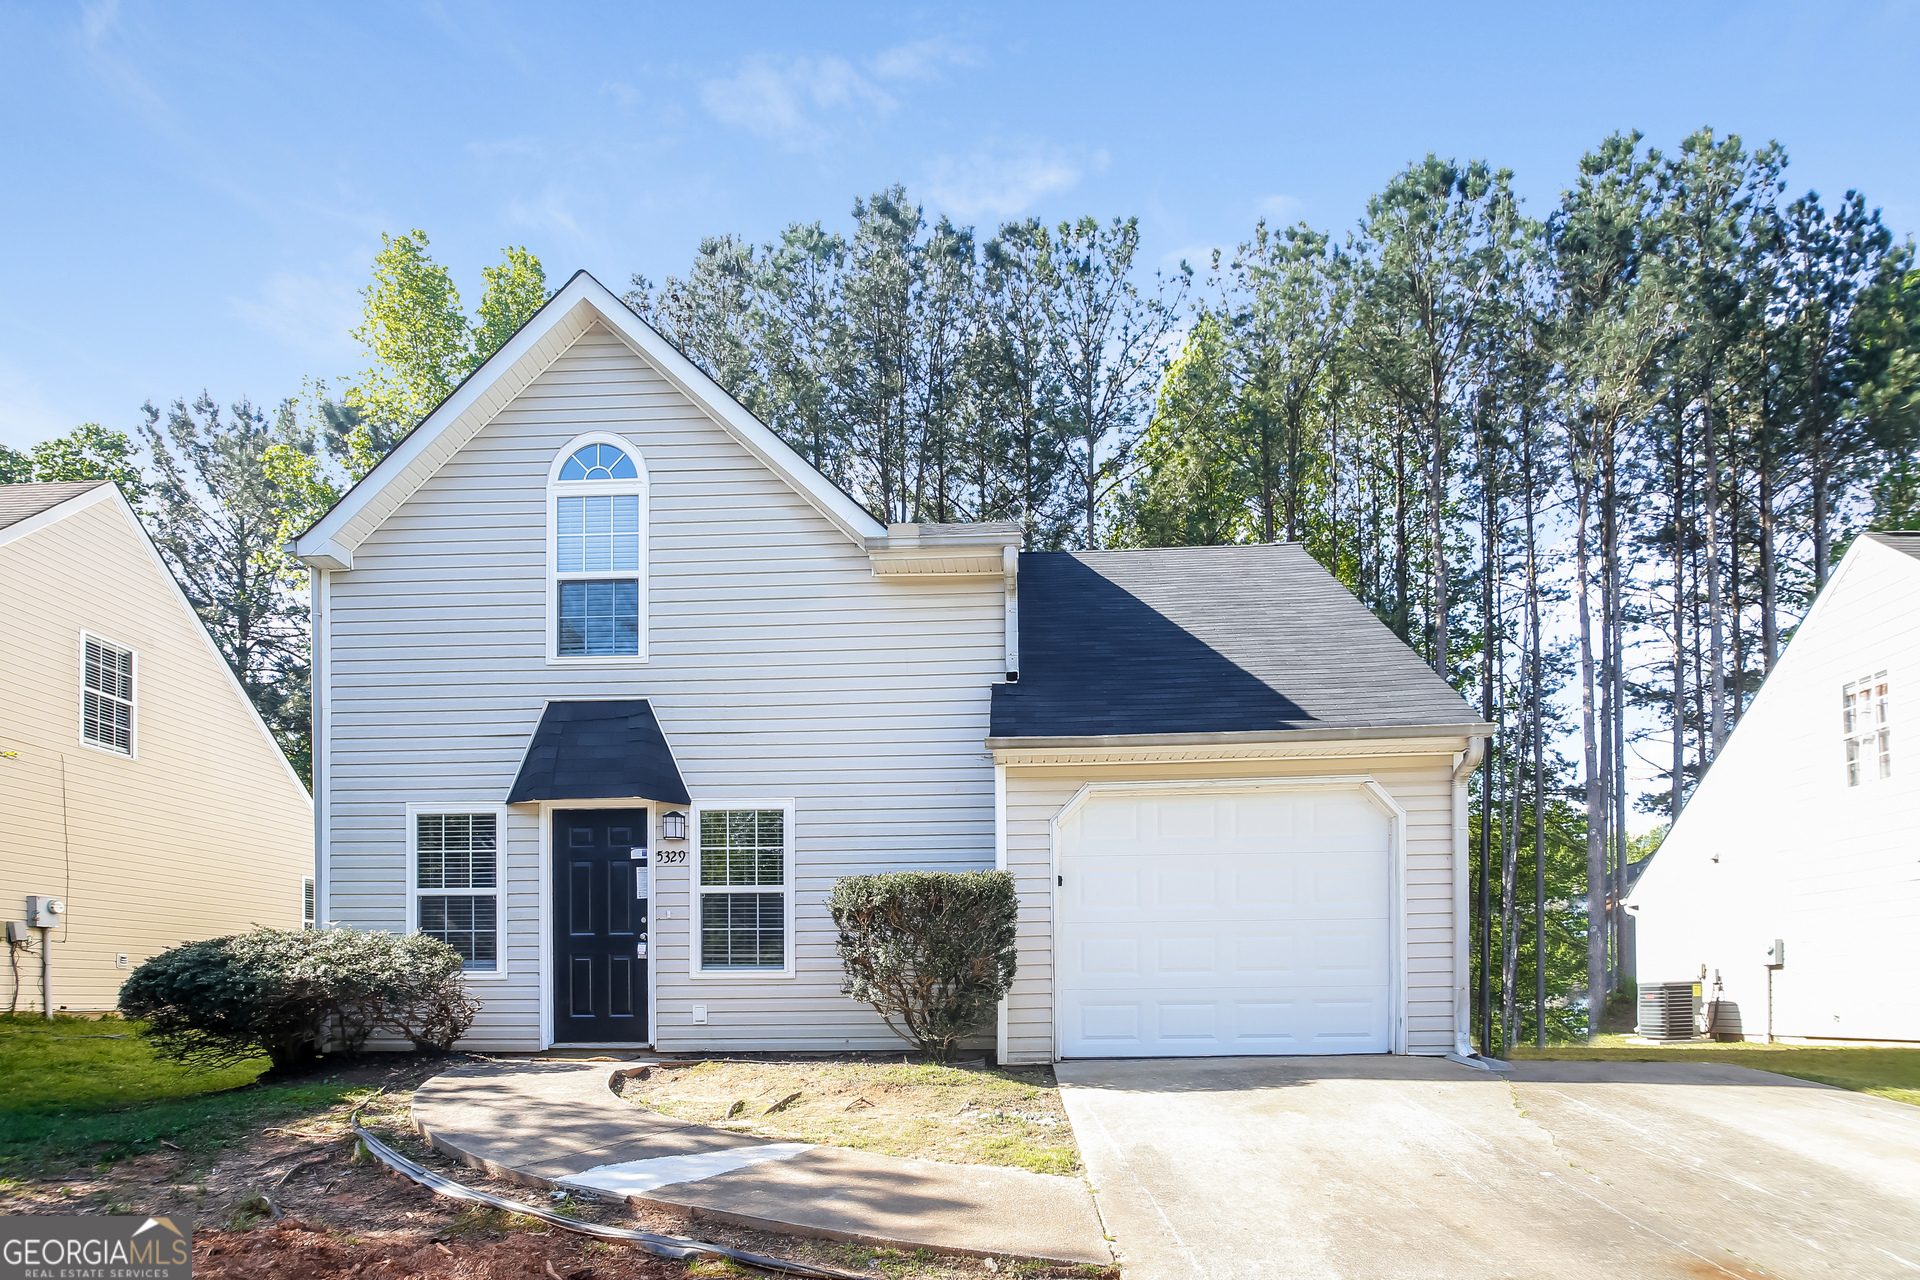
[{"left": 26, "top": 896, "right": 64, "bottom": 928}]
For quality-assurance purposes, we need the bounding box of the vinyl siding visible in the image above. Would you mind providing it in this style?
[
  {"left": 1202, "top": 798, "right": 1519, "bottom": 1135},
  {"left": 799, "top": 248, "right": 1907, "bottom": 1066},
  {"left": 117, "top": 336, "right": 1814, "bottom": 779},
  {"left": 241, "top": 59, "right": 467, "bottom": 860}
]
[
  {"left": 999, "top": 753, "right": 1462, "bottom": 1063},
  {"left": 1632, "top": 537, "right": 1920, "bottom": 1043},
  {"left": 324, "top": 321, "right": 1004, "bottom": 1052},
  {"left": 0, "top": 494, "right": 312, "bottom": 1012}
]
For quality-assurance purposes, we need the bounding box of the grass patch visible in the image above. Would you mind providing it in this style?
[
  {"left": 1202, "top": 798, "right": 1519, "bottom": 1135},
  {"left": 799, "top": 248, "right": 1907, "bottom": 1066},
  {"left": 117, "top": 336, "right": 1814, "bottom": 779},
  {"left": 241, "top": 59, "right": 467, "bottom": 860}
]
[
  {"left": 0, "top": 1013, "right": 364, "bottom": 1174},
  {"left": 625, "top": 1058, "right": 1083, "bottom": 1176},
  {"left": 1509, "top": 1034, "right": 1920, "bottom": 1107}
]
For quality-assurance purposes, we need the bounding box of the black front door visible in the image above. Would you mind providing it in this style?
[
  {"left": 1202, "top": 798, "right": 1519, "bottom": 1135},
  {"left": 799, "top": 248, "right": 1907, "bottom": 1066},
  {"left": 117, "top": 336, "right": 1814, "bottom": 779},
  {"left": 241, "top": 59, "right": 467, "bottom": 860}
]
[{"left": 552, "top": 808, "right": 648, "bottom": 1043}]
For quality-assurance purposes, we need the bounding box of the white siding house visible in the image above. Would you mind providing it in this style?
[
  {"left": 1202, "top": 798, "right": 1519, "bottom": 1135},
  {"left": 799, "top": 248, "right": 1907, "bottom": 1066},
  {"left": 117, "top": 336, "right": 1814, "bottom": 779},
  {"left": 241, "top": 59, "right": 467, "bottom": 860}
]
[
  {"left": 1632, "top": 531, "right": 1920, "bottom": 1044},
  {"left": 293, "top": 271, "right": 1492, "bottom": 1059}
]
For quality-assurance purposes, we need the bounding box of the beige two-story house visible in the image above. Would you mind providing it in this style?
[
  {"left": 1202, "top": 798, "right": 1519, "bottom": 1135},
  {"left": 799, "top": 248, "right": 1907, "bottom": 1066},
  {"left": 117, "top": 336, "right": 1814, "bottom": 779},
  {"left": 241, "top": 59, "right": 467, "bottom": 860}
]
[{"left": 0, "top": 480, "right": 312, "bottom": 1013}]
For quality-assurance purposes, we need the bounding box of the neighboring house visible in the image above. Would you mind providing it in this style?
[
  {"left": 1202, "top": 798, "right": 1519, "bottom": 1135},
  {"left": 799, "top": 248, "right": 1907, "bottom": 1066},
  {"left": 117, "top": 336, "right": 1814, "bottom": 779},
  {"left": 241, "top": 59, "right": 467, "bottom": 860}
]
[
  {"left": 290, "top": 271, "right": 1492, "bottom": 1060},
  {"left": 1633, "top": 531, "right": 1920, "bottom": 1045},
  {"left": 0, "top": 480, "right": 313, "bottom": 1014}
]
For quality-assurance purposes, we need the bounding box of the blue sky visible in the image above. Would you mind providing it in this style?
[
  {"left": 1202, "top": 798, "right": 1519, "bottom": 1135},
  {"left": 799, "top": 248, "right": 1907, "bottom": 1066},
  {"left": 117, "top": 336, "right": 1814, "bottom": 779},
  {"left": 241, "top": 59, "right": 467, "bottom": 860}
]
[{"left": 3, "top": 0, "right": 1917, "bottom": 449}]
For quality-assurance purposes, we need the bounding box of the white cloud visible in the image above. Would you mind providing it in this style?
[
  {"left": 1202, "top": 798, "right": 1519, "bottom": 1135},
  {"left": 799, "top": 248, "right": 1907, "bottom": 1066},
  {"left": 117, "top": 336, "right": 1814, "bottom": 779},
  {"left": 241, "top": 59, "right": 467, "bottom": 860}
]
[
  {"left": 699, "top": 54, "right": 894, "bottom": 150},
  {"left": 78, "top": 0, "right": 120, "bottom": 49},
  {"left": 868, "top": 37, "right": 979, "bottom": 81},
  {"left": 229, "top": 271, "right": 361, "bottom": 360},
  {"left": 505, "top": 186, "right": 586, "bottom": 239},
  {"left": 923, "top": 143, "right": 1086, "bottom": 220}
]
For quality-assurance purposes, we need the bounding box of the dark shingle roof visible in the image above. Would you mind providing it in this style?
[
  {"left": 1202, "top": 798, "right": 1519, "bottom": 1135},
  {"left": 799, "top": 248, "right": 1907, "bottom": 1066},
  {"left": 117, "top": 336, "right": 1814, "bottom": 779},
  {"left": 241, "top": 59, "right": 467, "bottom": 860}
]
[
  {"left": 0, "top": 480, "right": 110, "bottom": 531},
  {"left": 506, "top": 700, "right": 690, "bottom": 805},
  {"left": 1864, "top": 531, "right": 1920, "bottom": 561},
  {"left": 989, "top": 544, "right": 1481, "bottom": 740}
]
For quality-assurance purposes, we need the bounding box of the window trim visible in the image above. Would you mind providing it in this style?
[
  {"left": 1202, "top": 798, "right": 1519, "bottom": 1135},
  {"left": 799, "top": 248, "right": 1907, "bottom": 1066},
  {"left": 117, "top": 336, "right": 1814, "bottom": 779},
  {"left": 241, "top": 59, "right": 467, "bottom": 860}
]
[
  {"left": 1843, "top": 670, "right": 1891, "bottom": 788},
  {"left": 405, "top": 803, "right": 511, "bottom": 980},
  {"left": 688, "top": 798, "right": 796, "bottom": 980},
  {"left": 546, "top": 432, "right": 650, "bottom": 666},
  {"left": 77, "top": 630, "right": 137, "bottom": 759}
]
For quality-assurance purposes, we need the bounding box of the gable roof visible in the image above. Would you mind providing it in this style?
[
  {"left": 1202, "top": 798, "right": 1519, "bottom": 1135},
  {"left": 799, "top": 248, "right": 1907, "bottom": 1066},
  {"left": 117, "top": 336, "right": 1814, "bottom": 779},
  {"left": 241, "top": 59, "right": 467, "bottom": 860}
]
[
  {"left": 289, "top": 270, "right": 887, "bottom": 570},
  {"left": 0, "top": 480, "right": 109, "bottom": 532},
  {"left": 0, "top": 480, "right": 309, "bottom": 797},
  {"left": 989, "top": 543, "right": 1486, "bottom": 743}
]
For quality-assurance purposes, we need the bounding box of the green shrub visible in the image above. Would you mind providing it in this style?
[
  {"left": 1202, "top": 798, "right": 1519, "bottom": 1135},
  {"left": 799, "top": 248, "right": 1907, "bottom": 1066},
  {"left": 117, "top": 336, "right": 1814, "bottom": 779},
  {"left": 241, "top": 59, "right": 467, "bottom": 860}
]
[
  {"left": 118, "top": 927, "right": 479, "bottom": 1070},
  {"left": 828, "top": 870, "right": 1017, "bottom": 1062}
]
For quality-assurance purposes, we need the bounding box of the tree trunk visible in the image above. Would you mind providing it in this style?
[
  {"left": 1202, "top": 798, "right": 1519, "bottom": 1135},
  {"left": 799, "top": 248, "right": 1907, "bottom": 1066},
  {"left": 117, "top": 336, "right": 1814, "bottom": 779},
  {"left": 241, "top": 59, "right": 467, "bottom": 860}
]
[
  {"left": 1478, "top": 405, "right": 1495, "bottom": 1055},
  {"left": 1760, "top": 451, "right": 1778, "bottom": 670},
  {"left": 1525, "top": 419, "right": 1546, "bottom": 1048},
  {"left": 1576, "top": 474, "right": 1608, "bottom": 1034},
  {"left": 1702, "top": 384, "right": 1728, "bottom": 752},
  {"left": 1430, "top": 408, "right": 1448, "bottom": 677},
  {"left": 1671, "top": 406, "right": 1688, "bottom": 822},
  {"left": 1393, "top": 425, "right": 1411, "bottom": 641}
]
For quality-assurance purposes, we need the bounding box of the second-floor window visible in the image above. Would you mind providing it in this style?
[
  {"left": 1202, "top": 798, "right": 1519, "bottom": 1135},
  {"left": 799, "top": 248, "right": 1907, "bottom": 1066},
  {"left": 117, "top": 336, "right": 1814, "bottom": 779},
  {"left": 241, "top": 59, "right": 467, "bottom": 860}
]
[
  {"left": 1843, "top": 670, "right": 1891, "bottom": 786},
  {"left": 81, "top": 633, "right": 135, "bottom": 756},
  {"left": 548, "top": 436, "right": 648, "bottom": 662}
]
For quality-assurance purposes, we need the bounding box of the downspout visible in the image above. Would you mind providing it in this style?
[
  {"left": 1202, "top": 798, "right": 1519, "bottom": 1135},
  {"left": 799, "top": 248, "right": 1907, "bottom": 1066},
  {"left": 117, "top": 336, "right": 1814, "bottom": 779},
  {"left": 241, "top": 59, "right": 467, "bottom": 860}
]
[
  {"left": 1449, "top": 737, "right": 1503, "bottom": 1068},
  {"left": 310, "top": 566, "right": 327, "bottom": 928}
]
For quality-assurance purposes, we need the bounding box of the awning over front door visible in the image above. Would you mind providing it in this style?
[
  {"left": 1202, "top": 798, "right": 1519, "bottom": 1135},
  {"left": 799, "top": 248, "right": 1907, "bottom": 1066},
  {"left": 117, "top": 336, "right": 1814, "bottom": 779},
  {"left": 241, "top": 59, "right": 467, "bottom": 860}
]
[{"left": 505, "top": 700, "right": 690, "bottom": 805}]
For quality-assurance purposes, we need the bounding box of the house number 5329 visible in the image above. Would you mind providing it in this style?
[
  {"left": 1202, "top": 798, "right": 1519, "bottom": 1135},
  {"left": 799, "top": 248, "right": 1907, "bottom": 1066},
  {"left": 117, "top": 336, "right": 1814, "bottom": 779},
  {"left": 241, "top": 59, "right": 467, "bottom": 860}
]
[{"left": 654, "top": 850, "right": 688, "bottom": 865}]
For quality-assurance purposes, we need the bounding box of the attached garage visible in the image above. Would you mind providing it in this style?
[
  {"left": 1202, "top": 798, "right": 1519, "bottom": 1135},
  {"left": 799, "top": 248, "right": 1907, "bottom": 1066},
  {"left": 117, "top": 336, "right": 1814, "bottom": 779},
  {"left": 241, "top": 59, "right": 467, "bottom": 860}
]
[
  {"left": 1053, "top": 781, "right": 1399, "bottom": 1058},
  {"left": 989, "top": 546, "right": 1490, "bottom": 1064}
]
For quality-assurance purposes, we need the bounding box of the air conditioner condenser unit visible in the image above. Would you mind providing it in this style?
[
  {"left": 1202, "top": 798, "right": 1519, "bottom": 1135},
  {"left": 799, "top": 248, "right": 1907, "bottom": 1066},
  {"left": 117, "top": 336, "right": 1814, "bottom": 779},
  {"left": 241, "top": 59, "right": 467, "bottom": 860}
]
[{"left": 1637, "top": 981, "right": 1702, "bottom": 1041}]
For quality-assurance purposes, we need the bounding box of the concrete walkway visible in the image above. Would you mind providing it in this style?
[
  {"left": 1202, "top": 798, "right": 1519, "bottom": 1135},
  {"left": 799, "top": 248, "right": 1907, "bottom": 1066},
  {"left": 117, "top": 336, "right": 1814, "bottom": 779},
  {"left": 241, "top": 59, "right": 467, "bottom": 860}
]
[
  {"left": 409, "top": 1061, "right": 1110, "bottom": 1266},
  {"left": 1057, "top": 1054, "right": 1920, "bottom": 1280}
]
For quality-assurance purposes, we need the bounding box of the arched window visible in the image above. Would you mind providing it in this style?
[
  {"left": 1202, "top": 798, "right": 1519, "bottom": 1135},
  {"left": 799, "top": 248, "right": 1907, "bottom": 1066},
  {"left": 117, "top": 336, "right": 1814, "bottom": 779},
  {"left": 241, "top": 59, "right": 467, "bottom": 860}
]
[{"left": 548, "top": 435, "right": 648, "bottom": 662}]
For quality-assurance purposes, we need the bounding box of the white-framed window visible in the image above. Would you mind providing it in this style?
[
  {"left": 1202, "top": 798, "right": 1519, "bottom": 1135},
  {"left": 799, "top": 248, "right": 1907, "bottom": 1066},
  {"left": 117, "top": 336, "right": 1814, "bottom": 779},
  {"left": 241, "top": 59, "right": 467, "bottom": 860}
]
[
  {"left": 1843, "top": 670, "right": 1892, "bottom": 787},
  {"left": 407, "top": 806, "right": 508, "bottom": 975},
  {"left": 691, "top": 801, "right": 794, "bottom": 976},
  {"left": 303, "top": 876, "right": 316, "bottom": 929},
  {"left": 547, "top": 433, "right": 649, "bottom": 665},
  {"left": 79, "top": 632, "right": 135, "bottom": 757}
]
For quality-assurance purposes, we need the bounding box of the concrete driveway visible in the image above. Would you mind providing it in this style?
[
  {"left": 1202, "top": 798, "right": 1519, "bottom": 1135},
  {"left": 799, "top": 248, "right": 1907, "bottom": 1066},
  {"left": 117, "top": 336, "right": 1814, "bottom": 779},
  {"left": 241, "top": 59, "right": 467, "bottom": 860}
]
[{"left": 1056, "top": 1055, "right": 1920, "bottom": 1279}]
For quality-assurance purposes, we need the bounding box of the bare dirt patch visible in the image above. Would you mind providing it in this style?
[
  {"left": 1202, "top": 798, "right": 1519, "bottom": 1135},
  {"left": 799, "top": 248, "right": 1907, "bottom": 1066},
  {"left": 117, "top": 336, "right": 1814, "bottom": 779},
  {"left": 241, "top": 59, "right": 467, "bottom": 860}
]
[
  {"left": 2, "top": 1052, "right": 1107, "bottom": 1280},
  {"left": 617, "top": 1059, "right": 1081, "bottom": 1177}
]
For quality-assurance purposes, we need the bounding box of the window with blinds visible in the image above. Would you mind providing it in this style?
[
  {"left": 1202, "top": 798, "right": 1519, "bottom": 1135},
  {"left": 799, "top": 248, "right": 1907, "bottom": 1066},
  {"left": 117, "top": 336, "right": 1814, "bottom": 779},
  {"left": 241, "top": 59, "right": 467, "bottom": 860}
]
[
  {"left": 81, "top": 635, "right": 134, "bottom": 755},
  {"left": 412, "top": 811, "right": 501, "bottom": 971},
  {"left": 696, "top": 807, "right": 790, "bottom": 971}
]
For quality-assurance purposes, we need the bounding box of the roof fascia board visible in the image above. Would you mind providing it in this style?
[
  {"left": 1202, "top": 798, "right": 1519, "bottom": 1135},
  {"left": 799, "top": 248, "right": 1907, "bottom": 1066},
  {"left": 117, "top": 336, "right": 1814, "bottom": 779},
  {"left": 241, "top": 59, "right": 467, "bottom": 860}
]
[
  {"left": 986, "top": 722, "right": 1496, "bottom": 752},
  {"left": 109, "top": 488, "right": 313, "bottom": 800},
  {"left": 572, "top": 274, "right": 886, "bottom": 544},
  {"left": 292, "top": 283, "right": 595, "bottom": 562},
  {"left": 0, "top": 483, "right": 115, "bottom": 550},
  {"left": 292, "top": 271, "right": 886, "bottom": 564}
]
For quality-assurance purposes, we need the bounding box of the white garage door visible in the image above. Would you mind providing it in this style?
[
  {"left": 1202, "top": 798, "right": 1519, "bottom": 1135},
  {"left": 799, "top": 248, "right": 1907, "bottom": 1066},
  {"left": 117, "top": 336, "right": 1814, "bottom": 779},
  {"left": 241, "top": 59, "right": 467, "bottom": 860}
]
[{"left": 1055, "top": 786, "right": 1395, "bottom": 1057}]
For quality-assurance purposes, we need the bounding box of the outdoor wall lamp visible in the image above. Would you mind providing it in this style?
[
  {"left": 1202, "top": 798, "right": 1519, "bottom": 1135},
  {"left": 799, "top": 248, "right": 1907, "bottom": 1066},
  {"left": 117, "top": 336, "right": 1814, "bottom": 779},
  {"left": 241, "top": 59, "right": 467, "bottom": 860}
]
[{"left": 661, "top": 810, "right": 688, "bottom": 841}]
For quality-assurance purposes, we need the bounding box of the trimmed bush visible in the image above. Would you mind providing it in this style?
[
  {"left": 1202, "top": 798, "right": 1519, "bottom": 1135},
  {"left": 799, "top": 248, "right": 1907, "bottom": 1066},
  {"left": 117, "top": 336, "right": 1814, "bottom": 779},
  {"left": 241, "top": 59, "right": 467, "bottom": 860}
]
[
  {"left": 118, "top": 927, "right": 479, "bottom": 1070},
  {"left": 828, "top": 870, "right": 1018, "bottom": 1062}
]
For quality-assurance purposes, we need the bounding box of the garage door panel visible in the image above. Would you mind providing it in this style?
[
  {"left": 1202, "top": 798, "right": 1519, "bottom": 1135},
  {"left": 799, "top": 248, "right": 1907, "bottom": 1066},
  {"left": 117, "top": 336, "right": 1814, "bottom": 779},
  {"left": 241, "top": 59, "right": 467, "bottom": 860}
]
[
  {"left": 1057, "top": 789, "right": 1395, "bottom": 1058},
  {"left": 1064, "top": 920, "right": 1388, "bottom": 989},
  {"left": 1062, "top": 986, "right": 1392, "bottom": 1057}
]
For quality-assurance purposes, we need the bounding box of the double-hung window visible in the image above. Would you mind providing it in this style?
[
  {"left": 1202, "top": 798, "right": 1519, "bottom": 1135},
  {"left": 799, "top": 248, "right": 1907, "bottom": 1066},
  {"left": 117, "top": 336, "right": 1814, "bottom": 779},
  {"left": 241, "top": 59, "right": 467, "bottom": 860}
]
[
  {"left": 549, "top": 437, "right": 647, "bottom": 662},
  {"left": 411, "top": 811, "right": 502, "bottom": 973},
  {"left": 1843, "top": 671, "right": 1892, "bottom": 786},
  {"left": 80, "top": 633, "right": 135, "bottom": 756},
  {"left": 694, "top": 805, "right": 791, "bottom": 973}
]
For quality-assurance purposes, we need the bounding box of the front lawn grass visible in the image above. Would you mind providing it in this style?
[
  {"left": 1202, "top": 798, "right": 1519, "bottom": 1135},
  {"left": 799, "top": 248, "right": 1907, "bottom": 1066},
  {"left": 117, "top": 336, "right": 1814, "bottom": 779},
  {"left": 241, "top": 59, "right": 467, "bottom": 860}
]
[
  {"left": 624, "top": 1058, "right": 1083, "bottom": 1176},
  {"left": 0, "top": 1013, "right": 362, "bottom": 1174},
  {"left": 1509, "top": 1034, "right": 1920, "bottom": 1107}
]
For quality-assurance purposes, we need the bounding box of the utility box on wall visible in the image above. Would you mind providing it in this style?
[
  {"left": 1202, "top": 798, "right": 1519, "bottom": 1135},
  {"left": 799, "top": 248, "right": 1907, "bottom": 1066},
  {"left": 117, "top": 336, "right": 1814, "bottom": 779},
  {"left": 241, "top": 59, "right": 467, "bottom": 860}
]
[{"left": 26, "top": 895, "right": 64, "bottom": 929}]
